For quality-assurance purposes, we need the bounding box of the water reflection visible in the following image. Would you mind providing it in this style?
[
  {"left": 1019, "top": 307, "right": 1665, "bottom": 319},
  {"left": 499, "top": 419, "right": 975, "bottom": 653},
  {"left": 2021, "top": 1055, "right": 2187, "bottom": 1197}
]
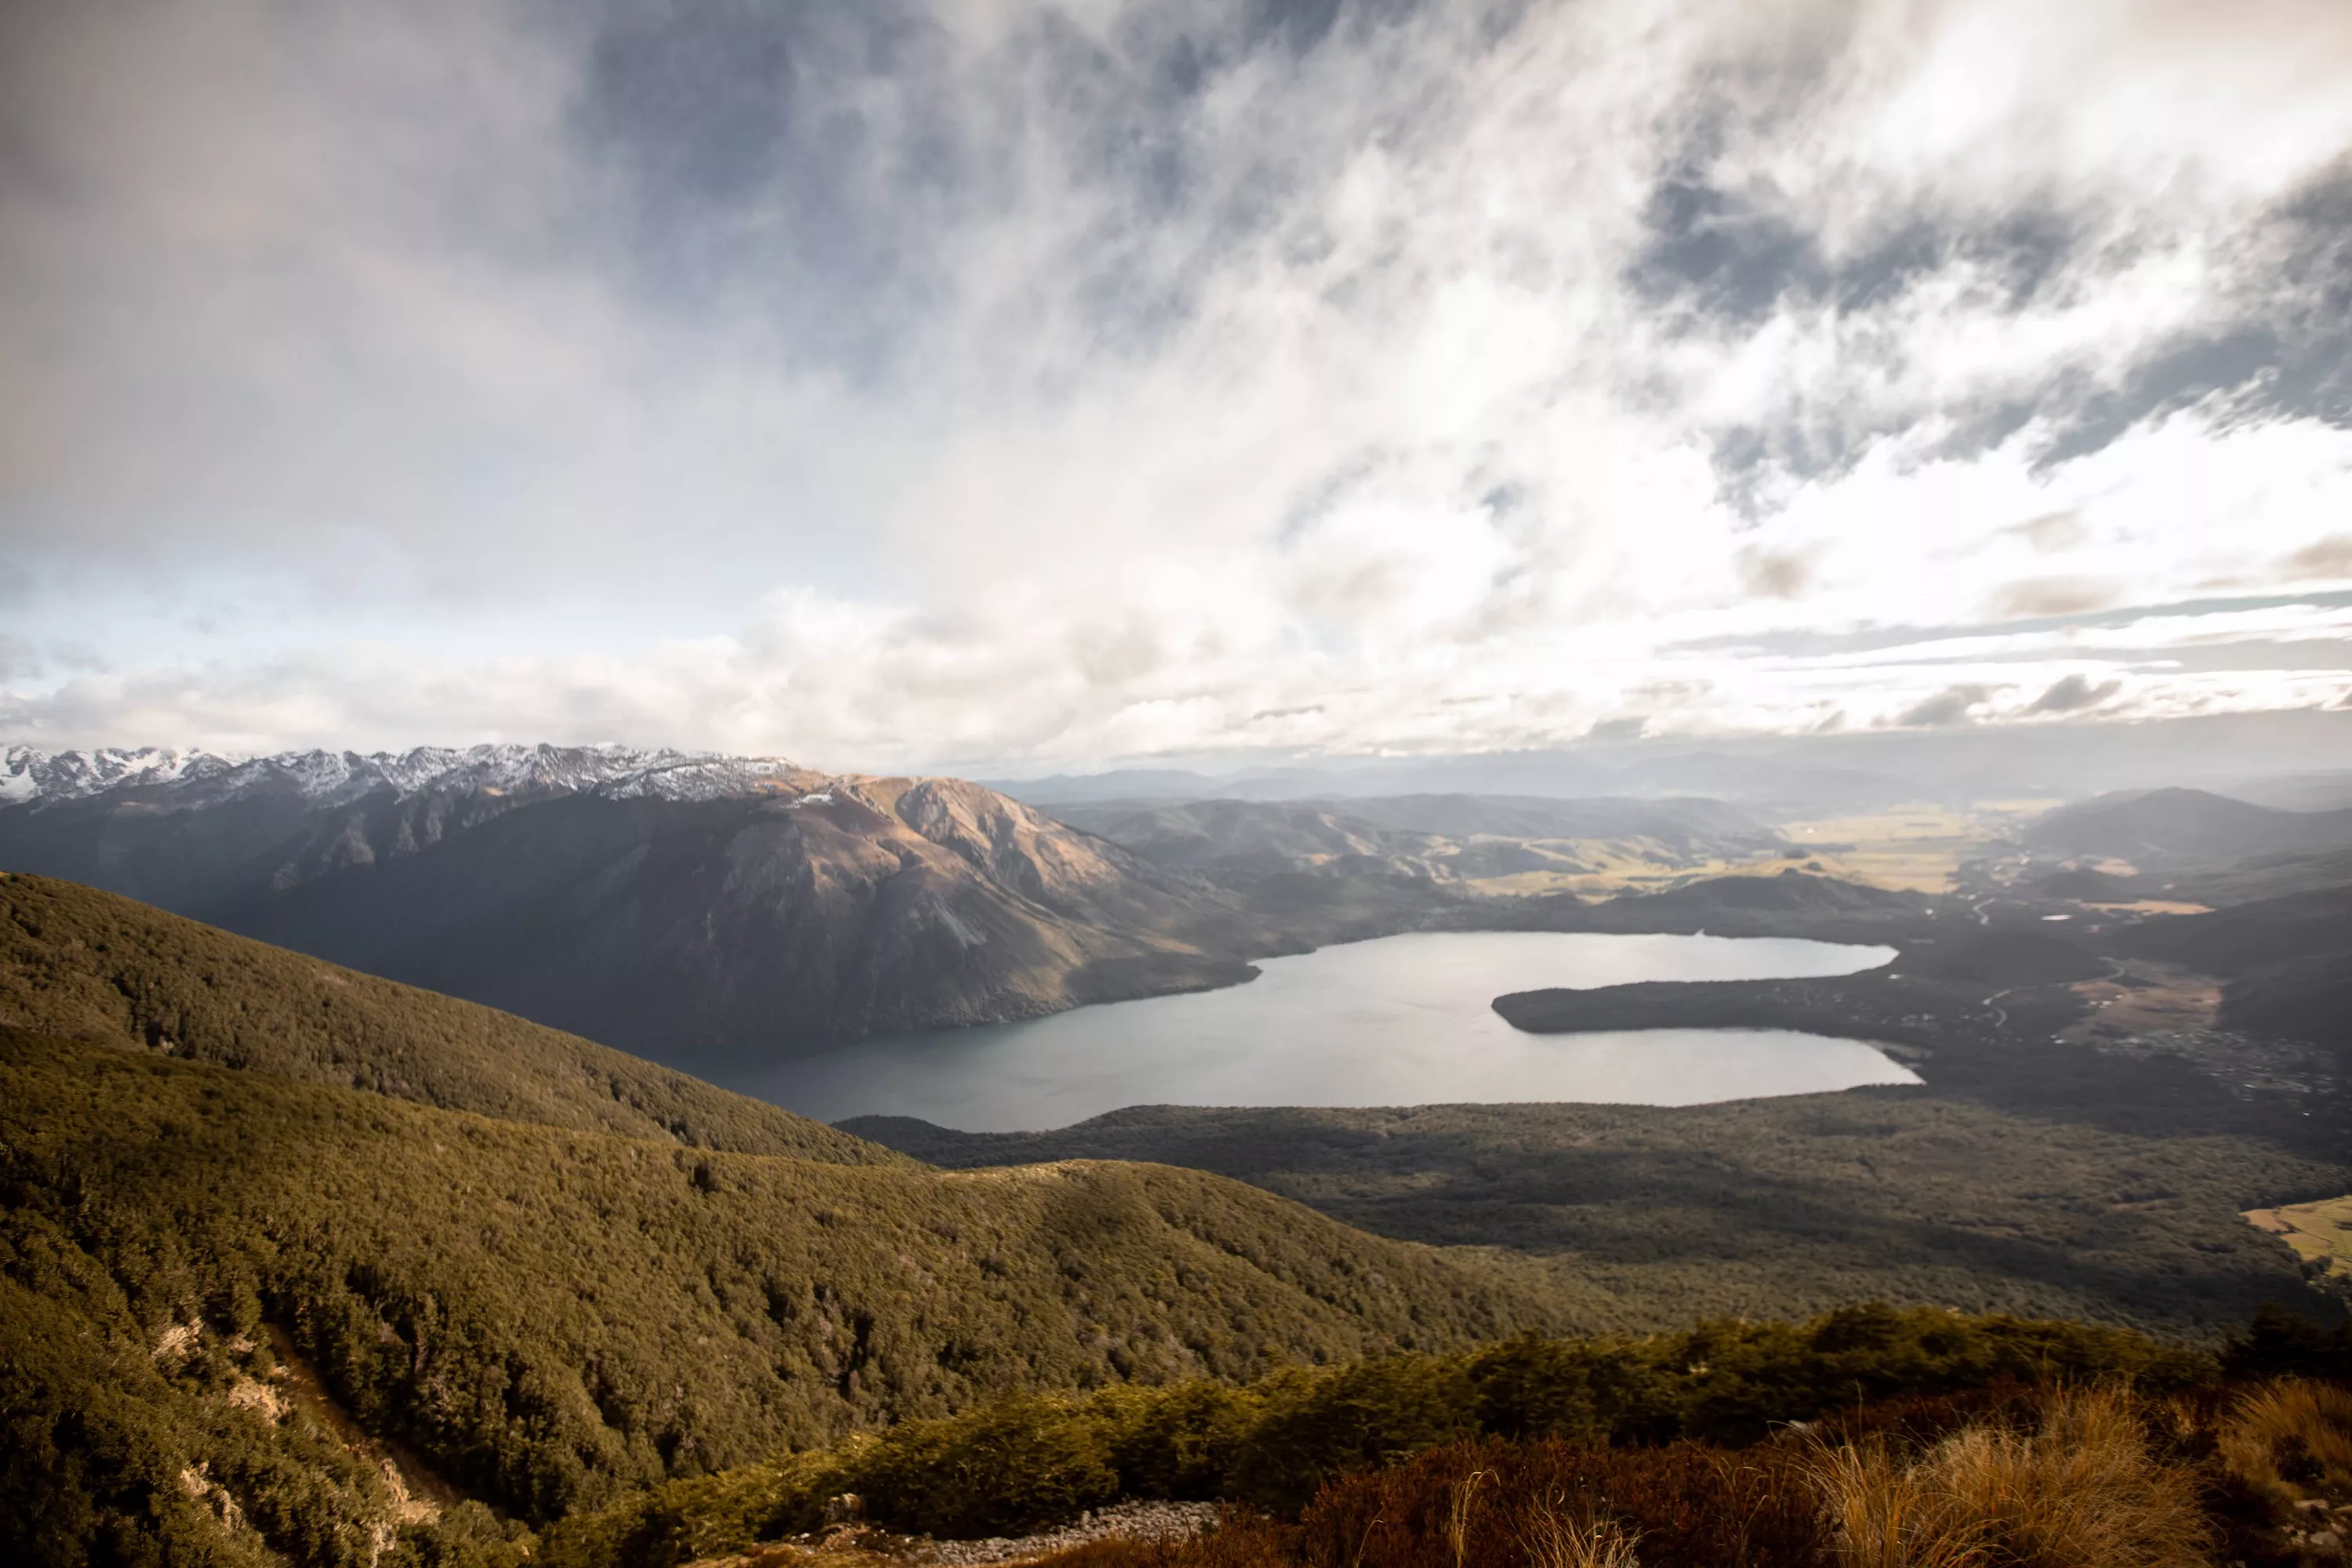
[{"left": 698, "top": 930, "right": 1915, "bottom": 1132}]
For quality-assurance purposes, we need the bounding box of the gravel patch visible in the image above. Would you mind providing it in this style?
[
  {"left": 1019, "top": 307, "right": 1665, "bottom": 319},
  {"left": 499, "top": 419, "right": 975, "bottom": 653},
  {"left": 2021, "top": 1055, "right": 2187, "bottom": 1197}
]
[{"left": 916, "top": 1501, "right": 1224, "bottom": 1564}]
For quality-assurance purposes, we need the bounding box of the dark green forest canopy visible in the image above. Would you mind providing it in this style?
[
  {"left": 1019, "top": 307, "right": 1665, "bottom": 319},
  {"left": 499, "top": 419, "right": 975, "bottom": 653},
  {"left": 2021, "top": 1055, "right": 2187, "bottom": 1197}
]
[
  {"left": 0, "top": 1027, "right": 1554, "bottom": 1555},
  {"left": 0, "top": 873, "right": 891, "bottom": 1163},
  {"left": 852, "top": 1086, "right": 2350, "bottom": 1338}
]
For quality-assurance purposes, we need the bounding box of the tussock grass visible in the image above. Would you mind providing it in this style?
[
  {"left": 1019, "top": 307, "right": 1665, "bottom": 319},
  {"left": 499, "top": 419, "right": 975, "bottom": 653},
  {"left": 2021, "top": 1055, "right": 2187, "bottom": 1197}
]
[
  {"left": 2219, "top": 1378, "right": 2352, "bottom": 1506},
  {"left": 1516, "top": 1491, "right": 1642, "bottom": 1568},
  {"left": 1809, "top": 1387, "right": 2209, "bottom": 1568}
]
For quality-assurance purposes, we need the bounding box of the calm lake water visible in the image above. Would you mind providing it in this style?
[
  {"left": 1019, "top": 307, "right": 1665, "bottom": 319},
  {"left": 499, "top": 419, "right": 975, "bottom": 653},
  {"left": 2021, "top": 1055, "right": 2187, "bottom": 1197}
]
[{"left": 696, "top": 930, "right": 1917, "bottom": 1133}]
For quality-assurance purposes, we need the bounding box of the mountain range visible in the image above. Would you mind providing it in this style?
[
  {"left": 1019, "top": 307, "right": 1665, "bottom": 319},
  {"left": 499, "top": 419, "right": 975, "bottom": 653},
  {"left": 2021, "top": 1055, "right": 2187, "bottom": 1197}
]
[
  {"left": 0, "top": 745, "right": 1286, "bottom": 1046},
  {"left": 0, "top": 746, "right": 1802, "bottom": 1051}
]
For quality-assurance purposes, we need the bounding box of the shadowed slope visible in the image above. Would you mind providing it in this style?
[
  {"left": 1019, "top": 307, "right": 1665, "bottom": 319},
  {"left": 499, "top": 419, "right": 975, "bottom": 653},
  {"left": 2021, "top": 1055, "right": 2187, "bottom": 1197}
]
[{"left": 0, "top": 873, "right": 891, "bottom": 1163}]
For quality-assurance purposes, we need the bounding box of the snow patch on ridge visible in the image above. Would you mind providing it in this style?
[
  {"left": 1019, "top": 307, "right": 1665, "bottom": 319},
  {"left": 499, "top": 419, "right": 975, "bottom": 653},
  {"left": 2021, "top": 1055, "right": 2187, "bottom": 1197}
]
[{"left": 1, "top": 742, "right": 811, "bottom": 808}]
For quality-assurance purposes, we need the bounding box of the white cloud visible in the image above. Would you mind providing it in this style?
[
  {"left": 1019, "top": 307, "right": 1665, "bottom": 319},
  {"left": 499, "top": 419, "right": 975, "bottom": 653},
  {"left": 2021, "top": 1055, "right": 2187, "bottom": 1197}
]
[{"left": 2, "top": 0, "right": 2350, "bottom": 765}]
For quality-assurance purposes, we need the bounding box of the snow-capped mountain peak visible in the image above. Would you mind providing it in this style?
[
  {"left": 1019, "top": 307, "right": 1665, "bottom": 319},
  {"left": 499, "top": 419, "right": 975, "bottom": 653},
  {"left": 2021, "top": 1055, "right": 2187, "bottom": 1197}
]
[{"left": 1, "top": 743, "right": 814, "bottom": 808}]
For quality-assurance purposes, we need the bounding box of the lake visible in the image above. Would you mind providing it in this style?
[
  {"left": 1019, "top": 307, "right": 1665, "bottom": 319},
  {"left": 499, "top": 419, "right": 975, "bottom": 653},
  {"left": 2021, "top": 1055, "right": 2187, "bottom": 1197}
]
[{"left": 695, "top": 930, "right": 1918, "bottom": 1133}]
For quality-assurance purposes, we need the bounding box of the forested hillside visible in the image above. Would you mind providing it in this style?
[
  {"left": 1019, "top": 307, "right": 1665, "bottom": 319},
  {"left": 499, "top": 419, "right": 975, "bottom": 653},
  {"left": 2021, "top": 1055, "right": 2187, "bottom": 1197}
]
[
  {"left": 0, "top": 1028, "right": 1552, "bottom": 1565},
  {"left": 0, "top": 873, "right": 890, "bottom": 1162}
]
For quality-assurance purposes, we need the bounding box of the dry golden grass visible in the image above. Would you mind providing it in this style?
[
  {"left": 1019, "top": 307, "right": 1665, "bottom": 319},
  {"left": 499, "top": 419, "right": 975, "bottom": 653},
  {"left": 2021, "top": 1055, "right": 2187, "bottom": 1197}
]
[
  {"left": 2241, "top": 1197, "right": 2352, "bottom": 1290},
  {"left": 1443, "top": 1468, "right": 1488, "bottom": 1568},
  {"left": 1771, "top": 807, "right": 2002, "bottom": 893},
  {"left": 1809, "top": 1387, "right": 2209, "bottom": 1568},
  {"left": 1515, "top": 1492, "right": 1642, "bottom": 1568},
  {"left": 2219, "top": 1380, "right": 2352, "bottom": 1508}
]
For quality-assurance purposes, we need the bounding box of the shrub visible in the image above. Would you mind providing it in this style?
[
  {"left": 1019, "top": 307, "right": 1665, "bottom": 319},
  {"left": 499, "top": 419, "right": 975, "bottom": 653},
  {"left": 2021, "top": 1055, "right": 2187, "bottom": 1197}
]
[{"left": 1294, "top": 1438, "right": 1824, "bottom": 1568}]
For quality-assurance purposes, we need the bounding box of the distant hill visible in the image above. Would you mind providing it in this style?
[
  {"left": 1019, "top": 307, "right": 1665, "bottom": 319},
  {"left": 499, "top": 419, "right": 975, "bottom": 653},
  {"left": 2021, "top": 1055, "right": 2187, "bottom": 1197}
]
[
  {"left": 2219, "top": 768, "right": 2352, "bottom": 814},
  {"left": 0, "top": 873, "right": 890, "bottom": 1161},
  {"left": 1893, "top": 927, "right": 2109, "bottom": 988},
  {"left": 0, "top": 746, "right": 1283, "bottom": 1046},
  {"left": 2025, "top": 787, "right": 2352, "bottom": 866},
  {"left": 2169, "top": 844, "right": 2352, "bottom": 906},
  {"left": 2027, "top": 866, "right": 2147, "bottom": 902},
  {"left": 2114, "top": 887, "right": 2352, "bottom": 1065},
  {"left": 1, "top": 1025, "right": 1552, "bottom": 1558},
  {"left": 1598, "top": 866, "right": 1920, "bottom": 921},
  {"left": 988, "top": 753, "right": 1915, "bottom": 812},
  {"left": 2221, "top": 952, "right": 2352, "bottom": 1058},
  {"left": 2114, "top": 886, "right": 2352, "bottom": 977},
  {"left": 1052, "top": 794, "right": 1782, "bottom": 885},
  {"left": 1046, "top": 797, "right": 1450, "bottom": 874},
  {"left": 1604, "top": 751, "right": 1915, "bottom": 811}
]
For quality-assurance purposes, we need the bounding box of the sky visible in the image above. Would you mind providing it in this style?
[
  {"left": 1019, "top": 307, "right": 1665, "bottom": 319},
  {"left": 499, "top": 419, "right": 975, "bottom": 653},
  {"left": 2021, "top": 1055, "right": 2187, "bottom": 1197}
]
[{"left": 3, "top": 0, "right": 2350, "bottom": 773}]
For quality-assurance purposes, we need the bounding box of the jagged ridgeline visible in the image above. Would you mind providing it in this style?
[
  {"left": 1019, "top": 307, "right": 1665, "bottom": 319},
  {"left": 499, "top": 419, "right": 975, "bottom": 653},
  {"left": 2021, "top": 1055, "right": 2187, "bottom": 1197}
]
[
  {"left": 0, "top": 880, "right": 1552, "bottom": 1566},
  {"left": 0, "top": 745, "right": 1277, "bottom": 1047}
]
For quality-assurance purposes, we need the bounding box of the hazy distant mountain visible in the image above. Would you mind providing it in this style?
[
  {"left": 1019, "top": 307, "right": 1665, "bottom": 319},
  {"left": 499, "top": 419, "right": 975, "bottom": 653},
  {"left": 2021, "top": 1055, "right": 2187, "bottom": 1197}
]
[
  {"left": 1046, "top": 793, "right": 1784, "bottom": 892},
  {"left": 1328, "top": 793, "right": 1777, "bottom": 845},
  {"left": 2024, "top": 786, "right": 2352, "bottom": 866},
  {"left": 0, "top": 745, "right": 1278, "bottom": 1046},
  {"left": 2169, "top": 844, "right": 2352, "bottom": 906},
  {"left": 987, "top": 712, "right": 2352, "bottom": 815},
  {"left": 2219, "top": 769, "right": 2352, "bottom": 814},
  {"left": 988, "top": 754, "right": 1907, "bottom": 812}
]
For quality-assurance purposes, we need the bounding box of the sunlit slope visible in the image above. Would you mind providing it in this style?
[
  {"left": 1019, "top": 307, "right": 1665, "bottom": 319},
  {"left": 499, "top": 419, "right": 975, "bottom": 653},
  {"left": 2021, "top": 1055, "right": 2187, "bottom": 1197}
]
[
  {"left": 0, "top": 1026, "right": 1554, "bottom": 1542},
  {"left": 0, "top": 873, "right": 891, "bottom": 1163},
  {"left": 0, "top": 764, "right": 1284, "bottom": 1044}
]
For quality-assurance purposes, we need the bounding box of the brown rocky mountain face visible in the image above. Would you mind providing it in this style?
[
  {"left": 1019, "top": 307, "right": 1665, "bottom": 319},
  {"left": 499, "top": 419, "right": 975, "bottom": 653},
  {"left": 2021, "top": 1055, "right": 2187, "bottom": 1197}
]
[{"left": 2, "top": 766, "right": 1278, "bottom": 1048}]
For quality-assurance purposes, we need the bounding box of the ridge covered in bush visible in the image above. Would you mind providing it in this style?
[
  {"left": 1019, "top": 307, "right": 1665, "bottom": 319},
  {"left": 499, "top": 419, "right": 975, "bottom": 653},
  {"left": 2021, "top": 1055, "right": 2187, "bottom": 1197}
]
[
  {"left": 0, "top": 873, "right": 892, "bottom": 1163},
  {"left": 543, "top": 1302, "right": 2220, "bottom": 1565},
  {"left": 0, "top": 1027, "right": 1549, "bottom": 1566}
]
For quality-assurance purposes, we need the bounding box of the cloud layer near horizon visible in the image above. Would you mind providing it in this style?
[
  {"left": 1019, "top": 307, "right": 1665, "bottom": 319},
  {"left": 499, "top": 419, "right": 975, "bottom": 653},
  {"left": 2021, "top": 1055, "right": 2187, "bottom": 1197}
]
[{"left": 4, "top": 0, "right": 2350, "bottom": 770}]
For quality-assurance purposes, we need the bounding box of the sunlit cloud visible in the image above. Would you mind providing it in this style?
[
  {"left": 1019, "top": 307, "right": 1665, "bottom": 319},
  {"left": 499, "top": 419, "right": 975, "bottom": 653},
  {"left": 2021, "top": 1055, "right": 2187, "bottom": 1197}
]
[{"left": 2, "top": 0, "right": 2349, "bottom": 766}]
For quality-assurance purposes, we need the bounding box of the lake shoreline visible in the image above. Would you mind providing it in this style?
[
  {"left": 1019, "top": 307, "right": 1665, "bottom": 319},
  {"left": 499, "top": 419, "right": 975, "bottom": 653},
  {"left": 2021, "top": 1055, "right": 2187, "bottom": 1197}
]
[{"left": 678, "top": 930, "right": 1911, "bottom": 1133}]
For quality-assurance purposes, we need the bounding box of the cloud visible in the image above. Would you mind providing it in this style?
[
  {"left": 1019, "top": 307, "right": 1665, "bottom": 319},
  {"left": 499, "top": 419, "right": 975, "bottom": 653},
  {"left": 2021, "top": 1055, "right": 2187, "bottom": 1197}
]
[
  {"left": 1737, "top": 545, "right": 1818, "bottom": 600},
  {"left": 2029, "top": 673, "right": 2122, "bottom": 713},
  {"left": 1987, "top": 576, "right": 2120, "bottom": 619},
  {"left": 2002, "top": 510, "right": 2089, "bottom": 553},
  {"left": 1896, "top": 684, "right": 1994, "bottom": 728},
  {"left": 3, "top": 0, "right": 2352, "bottom": 763},
  {"left": 2288, "top": 535, "right": 2352, "bottom": 579}
]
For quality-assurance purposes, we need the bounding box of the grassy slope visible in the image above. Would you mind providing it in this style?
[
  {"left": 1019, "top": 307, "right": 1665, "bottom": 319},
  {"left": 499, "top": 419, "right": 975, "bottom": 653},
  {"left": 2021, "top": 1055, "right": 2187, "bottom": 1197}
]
[
  {"left": 0, "top": 873, "right": 890, "bottom": 1163},
  {"left": 0, "top": 1027, "right": 1554, "bottom": 1559}
]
